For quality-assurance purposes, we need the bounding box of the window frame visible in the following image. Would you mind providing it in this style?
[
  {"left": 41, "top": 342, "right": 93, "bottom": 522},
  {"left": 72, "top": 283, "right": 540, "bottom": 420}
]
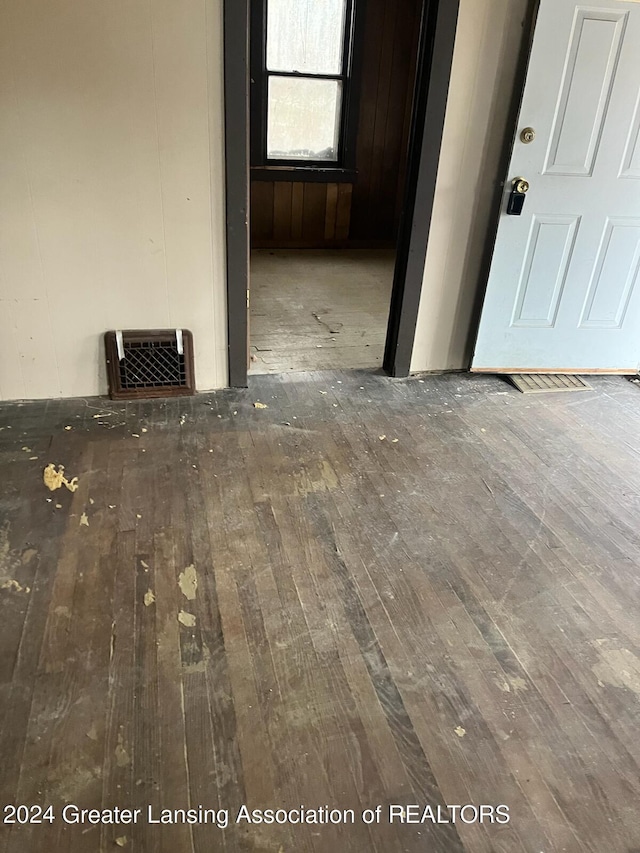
[{"left": 250, "top": 0, "right": 363, "bottom": 179}]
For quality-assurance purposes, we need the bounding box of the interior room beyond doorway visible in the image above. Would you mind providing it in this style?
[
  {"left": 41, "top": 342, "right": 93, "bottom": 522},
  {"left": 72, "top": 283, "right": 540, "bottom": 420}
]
[
  {"left": 248, "top": 0, "right": 422, "bottom": 376},
  {"left": 250, "top": 249, "right": 395, "bottom": 374}
]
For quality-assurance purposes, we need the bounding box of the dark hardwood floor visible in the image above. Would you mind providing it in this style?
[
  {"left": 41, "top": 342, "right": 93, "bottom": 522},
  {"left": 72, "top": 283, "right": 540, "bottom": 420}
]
[{"left": 0, "top": 371, "right": 639, "bottom": 853}]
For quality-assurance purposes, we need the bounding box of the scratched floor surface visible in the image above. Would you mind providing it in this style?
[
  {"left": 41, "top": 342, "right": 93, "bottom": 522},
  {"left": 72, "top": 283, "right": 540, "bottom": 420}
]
[
  {"left": 0, "top": 371, "right": 639, "bottom": 853},
  {"left": 249, "top": 250, "right": 395, "bottom": 375}
]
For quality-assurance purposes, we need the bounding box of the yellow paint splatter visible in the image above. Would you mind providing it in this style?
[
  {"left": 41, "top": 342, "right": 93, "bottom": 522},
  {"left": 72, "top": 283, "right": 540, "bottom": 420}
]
[
  {"left": 0, "top": 579, "right": 30, "bottom": 594},
  {"left": 115, "top": 836, "right": 128, "bottom": 847},
  {"left": 80, "top": 513, "right": 89, "bottom": 527},
  {"left": 43, "top": 464, "right": 79, "bottom": 493},
  {"left": 178, "top": 610, "right": 196, "bottom": 628},
  {"left": 254, "top": 402, "right": 268, "bottom": 409},
  {"left": 178, "top": 565, "right": 198, "bottom": 601},
  {"left": 144, "top": 590, "right": 156, "bottom": 607},
  {"left": 454, "top": 726, "right": 466, "bottom": 738},
  {"left": 115, "top": 732, "right": 130, "bottom": 767}
]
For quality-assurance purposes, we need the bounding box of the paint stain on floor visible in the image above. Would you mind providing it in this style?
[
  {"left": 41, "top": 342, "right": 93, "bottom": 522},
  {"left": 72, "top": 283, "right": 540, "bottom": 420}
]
[
  {"left": 43, "top": 463, "right": 79, "bottom": 493},
  {"left": 178, "top": 565, "right": 198, "bottom": 601}
]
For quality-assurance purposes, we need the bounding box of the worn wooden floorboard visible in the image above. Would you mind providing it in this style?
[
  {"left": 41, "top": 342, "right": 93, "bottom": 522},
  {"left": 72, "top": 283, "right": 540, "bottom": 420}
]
[
  {"left": 1, "top": 373, "right": 640, "bottom": 852},
  {"left": 249, "top": 251, "right": 394, "bottom": 375}
]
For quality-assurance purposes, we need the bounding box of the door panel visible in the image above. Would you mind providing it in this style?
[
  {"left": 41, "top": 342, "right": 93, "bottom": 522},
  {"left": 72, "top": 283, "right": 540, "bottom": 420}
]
[
  {"left": 473, "top": 0, "right": 640, "bottom": 373},
  {"left": 545, "top": 11, "right": 626, "bottom": 177},
  {"left": 513, "top": 215, "right": 580, "bottom": 328},
  {"left": 580, "top": 219, "right": 640, "bottom": 328},
  {"left": 621, "top": 95, "right": 640, "bottom": 177}
]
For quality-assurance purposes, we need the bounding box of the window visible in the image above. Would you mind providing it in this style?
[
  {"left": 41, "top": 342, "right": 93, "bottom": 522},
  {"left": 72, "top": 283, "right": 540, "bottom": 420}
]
[{"left": 251, "top": 0, "right": 360, "bottom": 173}]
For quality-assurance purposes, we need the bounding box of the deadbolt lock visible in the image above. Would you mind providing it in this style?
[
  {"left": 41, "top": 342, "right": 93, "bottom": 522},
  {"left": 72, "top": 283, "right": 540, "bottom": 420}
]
[
  {"left": 520, "top": 127, "right": 536, "bottom": 144},
  {"left": 507, "top": 177, "right": 530, "bottom": 216}
]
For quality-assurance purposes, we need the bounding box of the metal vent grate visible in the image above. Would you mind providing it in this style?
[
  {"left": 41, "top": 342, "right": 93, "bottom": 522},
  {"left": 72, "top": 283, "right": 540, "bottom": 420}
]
[
  {"left": 119, "top": 340, "right": 186, "bottom": 389},
  {"left": 506, "top": 374, "right": 593, "bottom": 394},
  {"left": 105, "top": 330, "right": 195, "bottom": 400}
]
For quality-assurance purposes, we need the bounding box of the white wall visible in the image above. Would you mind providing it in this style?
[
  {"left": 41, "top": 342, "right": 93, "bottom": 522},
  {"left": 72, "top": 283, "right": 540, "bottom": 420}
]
[
  {"left": 0, "top": 0, "right": 228, "bottom": 400},
  {"left": 0, "top": 0, "right": 532, "bottom": 398},
  {"left": 411, "top": 0, "right": 532, "bottom": 373}
]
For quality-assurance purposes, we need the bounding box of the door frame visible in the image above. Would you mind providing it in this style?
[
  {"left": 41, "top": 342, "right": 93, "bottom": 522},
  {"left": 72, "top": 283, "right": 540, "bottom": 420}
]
[{"left": 224, "top": 0, "right": 461, "bottom": 386}]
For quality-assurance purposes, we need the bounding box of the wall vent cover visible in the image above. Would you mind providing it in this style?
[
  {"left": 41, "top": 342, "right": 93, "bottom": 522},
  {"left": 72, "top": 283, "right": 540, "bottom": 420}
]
[{"left": 105, "top": 329, "right": 195, "bottom": 400}]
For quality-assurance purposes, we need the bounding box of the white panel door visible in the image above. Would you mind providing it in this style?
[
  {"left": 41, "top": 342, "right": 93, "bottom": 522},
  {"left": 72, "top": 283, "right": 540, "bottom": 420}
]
[{"left": 472, "top": 0, "right": 640, "bottom": 373}]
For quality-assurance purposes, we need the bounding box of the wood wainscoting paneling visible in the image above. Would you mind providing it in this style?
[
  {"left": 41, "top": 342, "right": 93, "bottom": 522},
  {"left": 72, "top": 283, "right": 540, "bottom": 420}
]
[
  {"left": 350, "top": 0, "right": 423, "bottom": 242},
  {"left": 252, "top": 182, "right": 356, "bottom": 249}
]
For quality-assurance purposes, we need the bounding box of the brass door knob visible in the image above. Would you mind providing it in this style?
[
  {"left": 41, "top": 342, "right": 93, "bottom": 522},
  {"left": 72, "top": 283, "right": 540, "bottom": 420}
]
[
  {"left": 513, "top": 177, "right": 530, "bottom": 194},
  {"left": 521, "top": 127, "right": 536, "bottom": 144}
]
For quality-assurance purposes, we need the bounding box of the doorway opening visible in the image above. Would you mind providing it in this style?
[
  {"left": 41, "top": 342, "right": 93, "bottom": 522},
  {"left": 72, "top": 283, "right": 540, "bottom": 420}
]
[
  {"left": 224, "top": 0, "right": 460, "bottom": 386},
  {"left": 249, "top": 0, "right": 417, "bottom": 375}
]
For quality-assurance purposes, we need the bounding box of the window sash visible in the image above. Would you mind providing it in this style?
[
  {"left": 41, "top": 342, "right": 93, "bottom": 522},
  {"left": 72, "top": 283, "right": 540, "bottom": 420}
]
[
  {"left": 252, "top": 0, "right": 355, "bottom": 169},
  {"left": 266, "top": 0, "right": 348, "bottom": 76},
  {"left": 267, "top": 76, "right": 344, "bottom": 163}
]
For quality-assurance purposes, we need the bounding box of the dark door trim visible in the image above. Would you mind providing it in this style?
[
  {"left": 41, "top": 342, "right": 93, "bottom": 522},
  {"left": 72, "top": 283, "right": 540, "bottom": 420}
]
[
  {"left": 224, "top": 0, "right": 460, "bottom": 386},
  {"left": 383, "top": 0, "right": 460, "bottom": 376},
  {"left": 224, "top": 0, "right": 250, "bottom": 387}
]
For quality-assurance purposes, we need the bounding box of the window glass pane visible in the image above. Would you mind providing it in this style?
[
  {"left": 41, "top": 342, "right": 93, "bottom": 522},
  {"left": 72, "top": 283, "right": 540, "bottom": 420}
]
[
  {"left": 267, "top": 0, "right": 347, "bottom": 75},
  {"left": 268, "top": 77, "right": 342, "bottom": 161}
]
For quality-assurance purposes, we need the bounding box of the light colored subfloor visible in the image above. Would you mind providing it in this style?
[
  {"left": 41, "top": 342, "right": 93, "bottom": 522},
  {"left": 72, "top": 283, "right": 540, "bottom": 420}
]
[{"left": 249, "top": 249, "right": 395, "bottom": 374}]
